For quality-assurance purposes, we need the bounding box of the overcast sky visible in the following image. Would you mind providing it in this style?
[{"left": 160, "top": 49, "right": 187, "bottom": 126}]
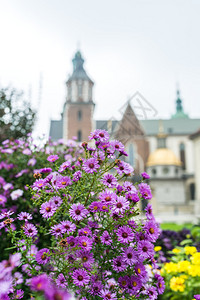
[{"left": 0, "top": 0, "right": 200, "bottom": 137}]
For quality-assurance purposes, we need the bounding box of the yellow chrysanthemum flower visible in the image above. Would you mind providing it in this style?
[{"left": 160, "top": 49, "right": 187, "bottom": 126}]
[
  {"left": 184, "top": 246, "right": 197, "bottom": 256},
  {"left": 172, "top": 248, "right": 181, "bottom": 254},
  {"left": 164, "top": 262, "right": 178, "bottom": 274},
  {"left": 154, "top": 246, "right": 162, "bottom": 252},
  {"left": 191, "top": 252, "right": 200, "bottom": 265},
  {"left": 187, "top": 264, "right": 200, "bottom": 277},
  {"left": 177, "top": 260, "right": 191, "bottom": 273},
  {"left": 170, "top": 276, "right": 185, "bottom": 292}
]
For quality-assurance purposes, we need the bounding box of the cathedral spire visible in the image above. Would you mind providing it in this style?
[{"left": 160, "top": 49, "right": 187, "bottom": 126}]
[{"left": 171, "top": 88, "right": 189, "bottom": 119}]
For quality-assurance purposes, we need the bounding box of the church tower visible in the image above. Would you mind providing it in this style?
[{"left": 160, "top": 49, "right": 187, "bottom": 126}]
[{"left": 63, "top": 51, "right": 95, "bottom": 141}]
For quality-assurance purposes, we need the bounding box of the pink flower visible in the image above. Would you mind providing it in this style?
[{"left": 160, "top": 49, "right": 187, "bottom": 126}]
[{"left": 10, "top": 189, "right": 23, "bottom": 200}]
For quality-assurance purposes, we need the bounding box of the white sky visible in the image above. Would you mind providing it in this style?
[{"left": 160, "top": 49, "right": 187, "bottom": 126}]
[{"left": 0, "top": 0, "right": 200, "bottom": 137}]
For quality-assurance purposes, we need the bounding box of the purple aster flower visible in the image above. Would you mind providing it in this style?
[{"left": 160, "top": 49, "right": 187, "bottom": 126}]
[
  {"left": 79, "top": 236, "right": 93, "bottom": 251},
  {"left": 17, "top": 212, "right": 32, "bottom": 221},
  {"left": 100, "top": 289, "right": 117, "bottom": 300},
  {"left": 13, "top": 272, "right": 23, "bottom": 285},
  {"left": 72, "top": 269, "right": 90, "bottom": 287},
  {"left": 36, "top": 248, "right": 51, "bottom": 265},
  {"left": 60, "top": 220, "right": 76, "bottom": 234},
  {"left": 27, "top": 245, "right": 38, "bottom": 260},
  {"left": 111, "top": 196, "right": 129, "bottom": 214},
  {"left": 123, "top": 247, "right": 137, "bottom": 266},
  {"left": 45, "top": 287, "right": 70, "bottom": 300},
  {"left": 123, "top": 181, "right": 136, "bottom": 192},
  {"left": 143, "top": 220, "right": 160, "bottom": 242},
  {"left": 31, "top": 274, "right": 49, "bottom": 291},
  {"left": 39, "top": 167, "right": 52, "bottom": 173},
  {"left": 0, "top": 210, "right": 14, "bottom": 219},
  {"left": 115, "top": 161, "right": 134, "bottom": 175},
  {"left": 125, "top": 191, "right": 140, "bottom": 203},
  {"left": 141, "top": 172, "right": 150, "bottom": 179},
  {"left": 99, "top": 190, "right": 117, "bottom": 204},
  {"left": 137, "top": 240, "right": 155, "bottom": 260},
  {"left": 22, "top": 148, "right": 31, "bottom": 155},
  {"left": 101, "top": 173, "right": 117, "bottom": 188},
  {"left": 3, "top": 183, "right": 13, "bottom": 191},
  {"left": 82, "top": 158, "right": 100, "bottom": 174},
  {"left": 77, "top": 250, "right": 95, "bottom": 267},
  {"left": 50, "top": 224, "right": 64, "bottom": 237},
  {"left": 47, "top": 155, "right": 59, "bottom": 162},
  {"left": 112, "top": 256, "right": 127, "bottom": 272},
  {"left": 145, "top": 203, "right": 155, "bottom": 220},
  {"left": 0, "top": 253, "right": 21, "bottom": 274},
  {"left": 15, "top": 289, "right": 24, "bottom": 299},
  {"left": 138, "top": 183, "right": 152, "bottom": 200},
  {"left": 134, "top": 263, "right": 148, "bottom": 282},
  {"left": 56, "top": 273, "right": 67, "bottom": 288},
  {"left": 50, "top": 196, "right": 63, "bottom": 207},
  {"left": 10, "top": 189, "right": 23, "bottom": 200},
  {"left": 155, "top": 274, "right": 165, "bottom": 295},
  {"left": 28, "top": 157, "right": 37, "bottom": 166},
  {"left": 67, "top": 236, "right": 78, "bottom": 248},
  {"left": 40, "top": 200, "right": 57, "bottom": 219},
  {"left": 110, "top": 140, "right": 125, "bottom": 152},
  {"left": 56, "top": 176, "right": 72, "bottom": 189},
  {"left": 89, "top": 129, "right": 109, "bottom": 142},
  {"left": 73, "top": 170, "right": 82, "bottom": 182},
  {"left": 58, "top": 161, "right": 71, "bottom": 172},
  {"left": 100, "top": 230, "right": 112, "bottom": 245},
  {"left": 0, "top": 195, "right": 7, "bottom": 206},
  {"left": 90, "top": 281, "right": 103, "bottom": 295},
  {"left": 129, "top": 276, "right": 142, "bottom": 294},
  {"left": 15, "top": 169, "right": 29, "bottom": 178},
  {"left": 69, "top": 203, "right": 88, "bottom": 221},
  {"left": 78, "top": 227, "right": 92, "bottom": 236},
  {"left": 118, "top": 275, "right": 129, "bottom": 289},
  {"left": 145, "top": 285, "right": 158, "bottom": 300},
  {"left": 33, "top": 179, "right": 46, "bottom": 189},
  {"left": 24, "top": 223, "right": 38, "bottom": 237},
  {"left": 194, "top": 296, "right": 200, "bottom": 300},
  {"left": 89, "top": 201, "right": 100, "bottom": 212},
  {"left": 117, "top": 225, "right": 134, "bottom": 244}
]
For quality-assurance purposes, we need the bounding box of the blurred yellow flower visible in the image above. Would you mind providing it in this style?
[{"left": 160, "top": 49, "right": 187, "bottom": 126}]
[
  {"left": 184, "top": 246, "right": 197, "bottom": 255},
  {"left": 170, "top": 276, "right": 185, "bottom": 292},
  {"left": 191, "top": 252, "right": 200, "bottom": 265},
  {"left": 188, "top": 264, "right": 200, "bottom": 277},
  {"left": 177, "top": 260, "right": 190, "bottom": 272},
  {"left": 154, "top": 246, "right": 162, "bottom": 252},
  {"left": 164, "top": 262, "right": 178, "bottom": 274},
  {"left": 172, "top": 248, "right": 181, "bottom": 254}
]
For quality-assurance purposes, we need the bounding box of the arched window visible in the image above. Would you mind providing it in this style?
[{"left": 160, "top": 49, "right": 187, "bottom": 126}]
[
  {"left": 77, "top": 110, "right": 82, "bottom": 121},
  {"left": 179, "top": 143, "right": 186, "bottom": 170},
  {"left": 78, "top": 82, "right": 82, "bottom": 97},
  {"left": 128, "top": 144, "right": 135, "bottom": 166},
  {"left": 190, "top": 183, "right": 195, "bottom": 200},
  {"left": 77, "top": 130, "right": 82, "bottom": 142}
]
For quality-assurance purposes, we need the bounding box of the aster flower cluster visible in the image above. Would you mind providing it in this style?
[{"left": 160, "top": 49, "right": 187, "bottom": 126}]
[
  {"left": 0, "top": 134, "right": 83, "bottom": 260},
  {"left": 2, "top": 130, "right": 164, "bottom": 299}
]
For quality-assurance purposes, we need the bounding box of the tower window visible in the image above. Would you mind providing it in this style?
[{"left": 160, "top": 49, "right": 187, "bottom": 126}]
[
  {"left": 179, "top": 143, "right": 186, "bottom": 170},
  {"left": 152, "top": 168, "right": 157, "bottom": 175},
  {"left": 78, "top": 82, "right": 82, "bottom": 97},
  {"left": 77, "top": 110, "right": 82, "bottom": 121},
  {"left": 163, "top": 167, "right": 169, "bottom": 174},
  {"left": 190, "top": 183, "right": 195, "bottom": 200},
  {"left": 77, "top": 130, "right": 82, "bottom": 142}
]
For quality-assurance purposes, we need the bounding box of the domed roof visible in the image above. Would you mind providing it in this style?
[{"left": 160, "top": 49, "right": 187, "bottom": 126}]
[{"left": 146, "top": 148, "right": 182, "bottom": 167}]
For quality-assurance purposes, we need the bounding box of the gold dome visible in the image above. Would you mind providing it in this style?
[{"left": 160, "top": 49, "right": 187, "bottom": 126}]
[{"left": 146, "top": 148, "right": 182, "bottom": 167}]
